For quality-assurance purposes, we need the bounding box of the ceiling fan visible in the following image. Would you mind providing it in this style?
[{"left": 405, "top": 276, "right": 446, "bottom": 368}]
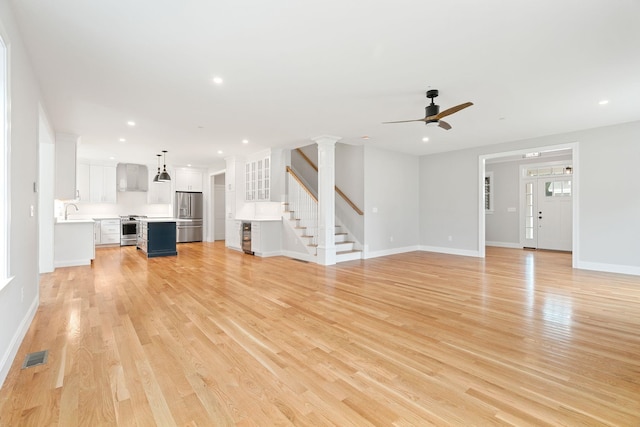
[{"left": 383, "top": 89, "right": 473, "bottom": 130}]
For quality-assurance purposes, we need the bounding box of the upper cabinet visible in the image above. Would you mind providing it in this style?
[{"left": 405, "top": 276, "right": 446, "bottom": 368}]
[
  {"left": 245, "top": 155, "right": 270, "bottom": 201},
  {"left": 175, "top": 168, "right": 203, "bottom": 192},
  {"left": 55, "top": 133, "right": 79, "bottom": 200},
  {"left": 77, "top": 160, "right": 116, "bottom": 203}
]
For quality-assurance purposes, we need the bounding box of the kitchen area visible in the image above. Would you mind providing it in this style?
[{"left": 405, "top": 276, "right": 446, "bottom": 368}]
[{"left": 53, "top": 134, "right": 209, "bottom": 267}]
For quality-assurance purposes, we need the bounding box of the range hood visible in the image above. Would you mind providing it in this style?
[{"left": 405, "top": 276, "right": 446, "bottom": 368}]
[{"left": 116, "top": 163, "right": 149, "bottom": 192}]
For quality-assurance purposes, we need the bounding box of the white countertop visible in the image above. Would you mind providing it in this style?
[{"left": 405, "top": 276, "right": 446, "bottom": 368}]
[{"left": 55, "top": 218, "right": 95, "bottom": 224}]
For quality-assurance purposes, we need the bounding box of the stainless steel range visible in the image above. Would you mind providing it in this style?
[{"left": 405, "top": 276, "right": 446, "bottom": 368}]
[{"left": 120, "top": 215, "right": 147, "bottom": 246}]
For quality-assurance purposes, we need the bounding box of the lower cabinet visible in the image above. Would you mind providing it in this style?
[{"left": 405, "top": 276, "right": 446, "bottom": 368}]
[
  {"left": 251, "top": 221, "right": 281, "bottom": 257},
  {"left": 100, "top": 219, "right": 120, "bottom": 245},
  {"left": 137, "top": 221, "right": 177, "bottom": 257}
]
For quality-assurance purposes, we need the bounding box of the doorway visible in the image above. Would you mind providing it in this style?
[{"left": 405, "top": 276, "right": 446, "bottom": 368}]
[
  {"left": 522, "top": 169, "right": 572, "bottom": 251},
  {"left": 210, "top": 173, "right": 226, "bottom": 241},
  {"left": 478, "top": 143, "right": 579, "bottom": 267}
]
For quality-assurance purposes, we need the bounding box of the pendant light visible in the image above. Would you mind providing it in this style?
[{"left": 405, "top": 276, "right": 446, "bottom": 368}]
[
  {"left": 159, "top": 150, "right": 171, "bottom": 181},
  {"left": 153, "top": 154, "right": 161, "bottom": 182}
]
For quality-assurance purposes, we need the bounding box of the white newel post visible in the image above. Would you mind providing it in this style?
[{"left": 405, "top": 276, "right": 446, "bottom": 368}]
[{"left": 314, "top": 135, "right": 341, "bottom": 265}]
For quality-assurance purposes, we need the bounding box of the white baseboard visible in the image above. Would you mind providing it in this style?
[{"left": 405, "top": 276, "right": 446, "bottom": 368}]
[
  {"left": 485, "top": 241, "right": 522, "bottom": 249},
  {"left": 363, "top": 245, "right": 420, "bottom": 260},
  {"left": 0, "top": 295, "right": 39, "bottom": 388},
  {"left": 419, "top": 245, "right": 481, "bottom": 258},
  {"left": 254, "top": 250, "right": 283, "bottom": 258},
  {"left": 280, "top": 250, "right": 317, "bottom": 263},
  {"left": 54, "top": 259, "right": 91, "bottom": 268},
  {"left": 575, "top": 260, "right": 640, "bottom": 277}
]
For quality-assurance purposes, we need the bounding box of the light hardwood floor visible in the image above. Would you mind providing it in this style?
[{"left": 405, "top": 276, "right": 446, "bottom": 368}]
[{"left": 1, "top": 243, "right": 639, "bottom": 426}]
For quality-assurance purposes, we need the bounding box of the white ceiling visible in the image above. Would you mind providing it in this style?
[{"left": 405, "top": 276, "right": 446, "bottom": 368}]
[{"left": 10, "top": 0, "right": 640, "bottom": 167}]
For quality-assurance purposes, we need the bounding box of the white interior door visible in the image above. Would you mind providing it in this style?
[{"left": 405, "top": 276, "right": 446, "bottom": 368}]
[{"left": 523, "top": 178, "right": 572, "bottom": 251}]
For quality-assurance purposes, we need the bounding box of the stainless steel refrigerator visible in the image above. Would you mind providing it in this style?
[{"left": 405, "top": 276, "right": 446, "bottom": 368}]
[{"left": 174, "top": 191, "right": 203, "bottom": 243}]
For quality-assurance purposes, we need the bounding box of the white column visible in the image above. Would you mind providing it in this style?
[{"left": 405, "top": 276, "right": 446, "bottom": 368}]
[{"left": 313, "top": 135, "right": 341, "bottom": 265}]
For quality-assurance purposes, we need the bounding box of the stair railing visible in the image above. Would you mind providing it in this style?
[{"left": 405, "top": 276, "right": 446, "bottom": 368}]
[
  {"left": 286, "top": 166, "right": 318, "bottom": 247},
  {"left": 295, "top": 148, "right": 364, "bottom": 216}
]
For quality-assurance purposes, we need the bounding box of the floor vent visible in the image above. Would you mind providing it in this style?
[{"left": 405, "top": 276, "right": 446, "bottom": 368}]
[
  {"left": 22, "top": 350, "right": 49, "bottom": 369},
  {"left": 290, "top": 258, "right": 309, "bottom": 263}
]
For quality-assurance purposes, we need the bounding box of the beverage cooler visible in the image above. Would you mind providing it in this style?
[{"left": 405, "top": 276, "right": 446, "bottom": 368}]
[{"left": 242, "top": 222, "right": 253, "bottom": 255}]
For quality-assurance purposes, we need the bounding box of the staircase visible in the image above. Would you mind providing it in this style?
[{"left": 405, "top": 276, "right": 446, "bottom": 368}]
[{"left": 284, "top": 167, "right": 362, "bottom": 263}]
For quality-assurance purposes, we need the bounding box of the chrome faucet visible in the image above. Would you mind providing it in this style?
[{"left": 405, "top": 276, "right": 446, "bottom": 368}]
[{"left": 64, "top": 203, "right": 79, "bottom": 220}]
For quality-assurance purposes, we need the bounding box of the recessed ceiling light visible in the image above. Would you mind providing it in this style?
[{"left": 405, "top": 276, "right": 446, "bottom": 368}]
[
  {"left": 119, "top": 138, "right": 126, "bottom": 142},
  {"left": 212, "top": 76, "right": 223, "bottom": 85},
  {"left": 187, "top": 164, "right": 192, "bottom": 167},
  {"left": 422, "top": 137, "right": 429, "bottom": 143},
  {"left": 217, "top": 150, "right": 223, "bottom": 154},
  {"left": 242, "top": 139, "right": 249, "bottom": 144},
  {"left": 361, "top": 136, "right": 370, "bottom": 140},
  {"left": 109, "top": 156, "right": 115, "bottom": 160},
  {"left": 127, "top": 121, "right": 135, "bottom": 126},
  {"left": 599, "top": 100, "right": 609, "bottom": 105}
]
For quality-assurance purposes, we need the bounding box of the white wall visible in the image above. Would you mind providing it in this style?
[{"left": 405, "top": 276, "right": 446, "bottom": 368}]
[
  {"left": 38, "top": 106, "right": 55, "bottom": 273},
  {"left": 0, "top": 0, "right": 42, "bottom": 386},
  {"left": 364, "top": 146, "right": 419, "bottom": 257},
  {"left": 420, "top": 120, "right": 640, "bottom": 275},
  {"left": 419, "top": 148, "right": 479, "bottom": 255}
]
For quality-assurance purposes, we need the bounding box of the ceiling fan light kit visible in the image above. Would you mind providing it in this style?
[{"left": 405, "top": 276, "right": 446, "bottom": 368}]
[{"left": 383, "top": 89, "right": 473, "bottom": 130}]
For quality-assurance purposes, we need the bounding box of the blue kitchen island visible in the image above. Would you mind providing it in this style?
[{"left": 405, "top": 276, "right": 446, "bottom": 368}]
[{"left": 136, "top": 219, "right": 177, "bottom": 258}]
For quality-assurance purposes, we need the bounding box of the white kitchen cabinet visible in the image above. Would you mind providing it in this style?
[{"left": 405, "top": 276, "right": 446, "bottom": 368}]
[
  {"left": 99, "top": 219, "right": 120, "bottom": 245},
  {"left": 90, "top": 164, "right": 117, "bottom": 203},
  {"left": 77, "top": 162, "right": 90, "bottom": 202},
  {"left": 54, "top": 220, "right": 95, "bottom": 267},
  {"left": 175, "top": 168, "right": 203, "bottom": 192},
  {"left": 226, "top": 220, "right": 242, "bottom": 250},
  {"left": 77, "top": 161, "right": 116, "bottom": 203},
  {"left": 94, "top": 220, "right": 101, "bottom": 244},
  {"left": 251, "top": 221, "right": 281, "bottom": 257},
  {"left": 55, "top": 134, "right": 79, "bottom": 200},
  {"left": 245, "top": 155, "right": 270, "bottom": 201}
]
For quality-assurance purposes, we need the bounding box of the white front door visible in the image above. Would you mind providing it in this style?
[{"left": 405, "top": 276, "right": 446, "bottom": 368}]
[{"left": 523, "top": 178, "right": 572, "bottom": 251}]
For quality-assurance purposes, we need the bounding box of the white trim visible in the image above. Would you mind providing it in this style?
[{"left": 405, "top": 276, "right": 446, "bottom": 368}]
[
  {"left": 420, "top": 246, "right": 481, "bottom": 258},
  {"left": 53, "top": 259, "right": 92, "bottom": 268},
  {"left": 363, "top": 245, "right": 420, "bottom": 259},
  {"left": 253, "top": 250, "right": 283, "bottom": 258},
  {"left": 575, "top": 261, "right": 640, "bottom": 277},
  {"left": 280, "top": 250, "right": 317, "bottom": 263},
  {"left": 485, "top": 241, "right": 522, "bottom": 249},
  {"left": 0, "top": 275, "right": 14, "bottom": 293},
  {"left": 479, "top": 142, "right": 579, "bottom": 268},
  {"left": 0, "top": 295, "right": 38, "bottom": 388}
]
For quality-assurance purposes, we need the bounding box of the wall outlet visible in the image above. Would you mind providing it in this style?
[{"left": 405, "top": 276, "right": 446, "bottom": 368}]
[
  {"left": 448, "top": 235, "right": 453, "bottom": 242},
  {"left": 389, "top": 236, "right": 394, "bottom": 242}
]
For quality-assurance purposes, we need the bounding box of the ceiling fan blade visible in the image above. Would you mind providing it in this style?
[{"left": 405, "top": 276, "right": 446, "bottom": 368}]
[
  {"left": 382, "top": 118, "right": 427, "bottom": 124},
  {"left": 434, "top": 102, "right": 473, "bottom": 120},
  {"left": 438, "top": 120, "right": 452, "bottom": 130}
]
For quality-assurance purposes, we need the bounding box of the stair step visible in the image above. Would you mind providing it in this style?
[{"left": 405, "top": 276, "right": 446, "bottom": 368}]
[{"left": 336, "top": 249, "right": 362, "bottom": 263}]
